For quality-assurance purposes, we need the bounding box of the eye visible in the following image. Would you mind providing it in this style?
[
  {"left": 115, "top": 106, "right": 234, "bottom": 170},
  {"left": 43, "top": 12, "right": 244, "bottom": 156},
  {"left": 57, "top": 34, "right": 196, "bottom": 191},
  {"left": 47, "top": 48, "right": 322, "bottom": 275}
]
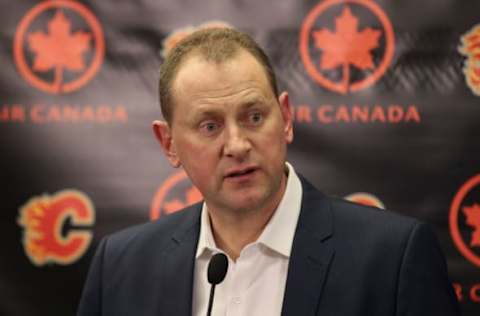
[
  {"left": 199, "top": 121, "right": 221, "bottom": 135},
  {"left": 248, "top": 111, "right": 264, "bottom": 125}
]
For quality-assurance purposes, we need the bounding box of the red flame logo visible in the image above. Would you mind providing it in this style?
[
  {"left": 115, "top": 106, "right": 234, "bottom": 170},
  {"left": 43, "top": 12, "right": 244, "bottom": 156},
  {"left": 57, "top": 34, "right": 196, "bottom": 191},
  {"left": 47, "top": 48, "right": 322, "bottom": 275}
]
[{"left": 17, "top": 190, "right": 95, "bottom": 266}]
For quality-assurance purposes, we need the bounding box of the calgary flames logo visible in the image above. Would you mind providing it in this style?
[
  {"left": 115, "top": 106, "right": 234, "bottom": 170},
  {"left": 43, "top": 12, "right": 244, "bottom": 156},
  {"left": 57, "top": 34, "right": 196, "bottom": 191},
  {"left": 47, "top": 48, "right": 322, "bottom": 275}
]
[
  {"left": 450, "top": 174, "right": 480, "bottom": 267},
  {"left": 300, "top": 0, "right": 395, "bottom": 94},
  {"left": 13, "top": 0, "right": 104, "bottom": 94},
  {"left": 345, "top": 192, "right": 385, "bottom": 209},
  {"left": 459, "top": 24, "right": 480, "bottom": 96},
  {"left": 150, "top": 170, "right": 202, "bottom": 220},
  {"left": 17, "top": 190, "right": 95, "bottom": 266}
]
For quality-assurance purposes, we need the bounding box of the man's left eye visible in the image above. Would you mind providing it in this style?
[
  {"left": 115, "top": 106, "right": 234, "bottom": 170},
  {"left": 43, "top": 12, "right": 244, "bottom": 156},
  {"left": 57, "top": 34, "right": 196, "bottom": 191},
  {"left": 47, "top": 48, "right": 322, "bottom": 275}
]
[{"left": 249, "top": 112, "right": 263, "bottom": 124}]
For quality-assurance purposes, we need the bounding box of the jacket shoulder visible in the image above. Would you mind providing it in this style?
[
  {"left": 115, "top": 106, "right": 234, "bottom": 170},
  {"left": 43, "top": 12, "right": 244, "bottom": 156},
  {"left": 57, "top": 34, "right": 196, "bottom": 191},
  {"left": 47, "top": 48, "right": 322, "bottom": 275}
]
[
  {"left": 104, "top": 202, "right": 201, "bottom": 257},
  {"left": 330, "top": 196, "right": 418, "bottom": 231},
  {"left": 300, "top": 176, "right": 420, "bottom": 239}
]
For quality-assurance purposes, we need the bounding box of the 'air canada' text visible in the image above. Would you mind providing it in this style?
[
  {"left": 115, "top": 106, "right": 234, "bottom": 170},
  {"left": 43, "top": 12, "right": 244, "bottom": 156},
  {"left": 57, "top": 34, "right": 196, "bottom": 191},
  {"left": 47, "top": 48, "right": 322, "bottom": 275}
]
[
  {"left": 292, "top": 104, "right": 421, "bottom": 124},
  {"left": 0, "top": 104, "right": 128, "bottom": 124}
]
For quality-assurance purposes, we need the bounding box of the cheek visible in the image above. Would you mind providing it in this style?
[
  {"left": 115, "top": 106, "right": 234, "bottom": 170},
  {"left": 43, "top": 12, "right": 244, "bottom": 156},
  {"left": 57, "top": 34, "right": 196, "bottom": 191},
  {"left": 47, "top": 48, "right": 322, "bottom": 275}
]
[
  {"left": 261, "top": 126, "right": 288, "bottom": 165},
  {"left": 176, "top": 139, "right": 219, "bottom": 176},
  {"left": 259, "top": 120, "right": 288, "bottom": 152},
  {"left": 254, "top": 134, "right": 287, "bottom": 167}
]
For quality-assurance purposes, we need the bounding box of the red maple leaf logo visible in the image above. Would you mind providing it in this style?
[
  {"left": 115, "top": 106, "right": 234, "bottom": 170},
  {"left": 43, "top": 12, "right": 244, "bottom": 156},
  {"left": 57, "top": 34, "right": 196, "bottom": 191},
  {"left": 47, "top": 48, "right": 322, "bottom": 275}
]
[
  {"left": 312, "top": 6, "right": 381, "bottom": 92},
  {"left": 163, "top": 186, "right": 202, "bottom": 215},
  {"left": 28, "top": 10, "right": 91, "bottom": 93},
  {"left": 463, "top": 203, "right": 480, "bottom": 247}
]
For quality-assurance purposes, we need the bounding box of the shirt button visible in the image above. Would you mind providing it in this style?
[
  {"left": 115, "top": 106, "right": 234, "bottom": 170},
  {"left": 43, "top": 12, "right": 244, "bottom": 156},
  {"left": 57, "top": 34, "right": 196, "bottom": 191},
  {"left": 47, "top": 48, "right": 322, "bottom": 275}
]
[{"left": 233, "top": 297, "right": 241, "bottom": 304}]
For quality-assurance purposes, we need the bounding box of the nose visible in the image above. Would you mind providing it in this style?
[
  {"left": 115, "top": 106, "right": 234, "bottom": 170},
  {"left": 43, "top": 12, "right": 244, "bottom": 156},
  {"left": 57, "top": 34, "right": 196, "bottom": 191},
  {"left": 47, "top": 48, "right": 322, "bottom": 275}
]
[{"left": 222, "top": 123, "right": 251, "bottom": 160}]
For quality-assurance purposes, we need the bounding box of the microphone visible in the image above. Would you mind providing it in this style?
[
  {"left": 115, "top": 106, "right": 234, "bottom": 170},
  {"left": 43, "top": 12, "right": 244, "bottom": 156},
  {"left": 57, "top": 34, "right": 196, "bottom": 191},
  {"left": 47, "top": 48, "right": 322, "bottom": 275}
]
[{"left": 206, "top": 253, "right": 228, "bottom": 316}]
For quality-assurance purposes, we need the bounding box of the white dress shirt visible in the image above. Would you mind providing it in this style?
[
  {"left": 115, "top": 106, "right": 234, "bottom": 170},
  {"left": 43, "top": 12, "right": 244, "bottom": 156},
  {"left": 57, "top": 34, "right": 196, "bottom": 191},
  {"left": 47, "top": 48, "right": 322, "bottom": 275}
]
[{"left": 192, "top": 163, "right": 303, "bottom": 316}]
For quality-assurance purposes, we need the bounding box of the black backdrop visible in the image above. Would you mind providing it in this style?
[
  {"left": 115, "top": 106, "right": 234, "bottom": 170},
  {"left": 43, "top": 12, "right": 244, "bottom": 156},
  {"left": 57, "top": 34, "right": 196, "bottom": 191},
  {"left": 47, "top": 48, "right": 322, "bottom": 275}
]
[{"left": 1, "top": 0, "right": 479, "bottom": 315}]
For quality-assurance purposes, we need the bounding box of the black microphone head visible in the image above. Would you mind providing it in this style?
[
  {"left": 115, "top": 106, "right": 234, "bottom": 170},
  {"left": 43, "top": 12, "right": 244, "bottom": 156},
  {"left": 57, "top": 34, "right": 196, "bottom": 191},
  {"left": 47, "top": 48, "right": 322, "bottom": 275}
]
[{"left": 207, "top": 253, "right": 228, "bottom": 285}]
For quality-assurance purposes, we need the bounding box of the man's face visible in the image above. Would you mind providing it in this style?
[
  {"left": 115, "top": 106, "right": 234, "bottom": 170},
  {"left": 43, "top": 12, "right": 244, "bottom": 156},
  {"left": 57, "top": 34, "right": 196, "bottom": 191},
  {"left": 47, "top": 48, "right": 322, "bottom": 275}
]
[{"left": 153, "top": 50, "right": 293, "bottom": 214}]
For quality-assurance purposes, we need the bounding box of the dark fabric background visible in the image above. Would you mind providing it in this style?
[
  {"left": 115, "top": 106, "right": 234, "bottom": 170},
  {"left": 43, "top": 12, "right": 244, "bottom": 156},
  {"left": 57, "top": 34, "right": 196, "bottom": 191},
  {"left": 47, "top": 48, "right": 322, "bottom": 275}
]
[{"left": 1, "top": 0, "right": 479, "bottom": 315}]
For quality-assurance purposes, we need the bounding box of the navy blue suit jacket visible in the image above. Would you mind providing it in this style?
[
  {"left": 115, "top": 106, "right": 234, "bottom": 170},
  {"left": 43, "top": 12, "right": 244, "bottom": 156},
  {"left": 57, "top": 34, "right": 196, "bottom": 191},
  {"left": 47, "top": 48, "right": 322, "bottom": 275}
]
[{"left": 77, "top": 178, "right": 460, "bottom": 315}]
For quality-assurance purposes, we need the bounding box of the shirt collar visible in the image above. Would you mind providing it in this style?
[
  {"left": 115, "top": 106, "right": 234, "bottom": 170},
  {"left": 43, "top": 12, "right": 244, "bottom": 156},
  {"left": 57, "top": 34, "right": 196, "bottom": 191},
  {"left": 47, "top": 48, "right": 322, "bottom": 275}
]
[
  {"left": 257, "top": 162, "right": 302, "bottom": 257},
  {"left": 195, "top": 162, "right": 303, "bottom": 259},
  {"left": 195, "top": 201, "right": 219, "bottom": 258}
]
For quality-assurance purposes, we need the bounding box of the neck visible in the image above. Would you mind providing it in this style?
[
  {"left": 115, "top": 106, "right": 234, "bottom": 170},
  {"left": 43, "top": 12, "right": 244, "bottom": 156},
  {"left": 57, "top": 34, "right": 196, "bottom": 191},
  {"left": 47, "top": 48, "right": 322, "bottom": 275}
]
[{"left": 207, "top": 174, "right": 287, "bottom": 261}]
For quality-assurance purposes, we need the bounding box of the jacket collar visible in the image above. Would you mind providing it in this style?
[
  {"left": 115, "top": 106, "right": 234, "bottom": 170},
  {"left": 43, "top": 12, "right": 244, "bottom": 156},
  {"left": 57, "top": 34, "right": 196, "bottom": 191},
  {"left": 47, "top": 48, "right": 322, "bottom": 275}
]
[
  {"left": 281, "top": 176, "right": 335, "bottom": 316},
  {"left": 158, "top": 202, "right": 202, "bottom": 316}
]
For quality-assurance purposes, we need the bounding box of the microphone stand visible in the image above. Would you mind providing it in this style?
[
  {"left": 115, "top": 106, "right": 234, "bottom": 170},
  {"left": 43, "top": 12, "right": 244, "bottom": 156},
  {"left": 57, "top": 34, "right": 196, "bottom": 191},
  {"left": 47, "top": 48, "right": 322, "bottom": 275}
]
[{"left": 206, "top": 283, "right": 216, "bottom": 316}]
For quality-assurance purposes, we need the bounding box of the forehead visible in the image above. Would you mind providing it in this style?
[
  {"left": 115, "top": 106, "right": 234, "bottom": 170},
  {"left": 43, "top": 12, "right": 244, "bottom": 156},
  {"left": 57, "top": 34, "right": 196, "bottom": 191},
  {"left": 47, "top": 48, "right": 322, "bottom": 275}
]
[{"left": 170, "top": 50, "right": 274, "bottom": 110}]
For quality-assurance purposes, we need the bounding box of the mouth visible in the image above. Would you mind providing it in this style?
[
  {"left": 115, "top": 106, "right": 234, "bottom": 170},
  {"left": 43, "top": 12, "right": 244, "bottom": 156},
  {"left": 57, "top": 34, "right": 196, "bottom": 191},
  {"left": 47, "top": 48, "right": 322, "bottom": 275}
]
[{"left": 224, "top": 166, "right": 258, "bottom": 179}]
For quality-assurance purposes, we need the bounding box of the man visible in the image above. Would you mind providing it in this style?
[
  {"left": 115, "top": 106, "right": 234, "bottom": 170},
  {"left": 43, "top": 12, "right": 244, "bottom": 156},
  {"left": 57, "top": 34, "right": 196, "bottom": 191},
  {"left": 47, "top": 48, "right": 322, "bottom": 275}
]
[{"left": 78, "top": 28, "right": 460, "bottom": 316}]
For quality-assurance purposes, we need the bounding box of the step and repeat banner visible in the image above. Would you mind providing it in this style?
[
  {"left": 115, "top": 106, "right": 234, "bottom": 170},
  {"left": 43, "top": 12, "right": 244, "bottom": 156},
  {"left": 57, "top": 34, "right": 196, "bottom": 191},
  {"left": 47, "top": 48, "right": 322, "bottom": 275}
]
[{"left": 1, "top": 0, "right": 479, "bottom": 315}]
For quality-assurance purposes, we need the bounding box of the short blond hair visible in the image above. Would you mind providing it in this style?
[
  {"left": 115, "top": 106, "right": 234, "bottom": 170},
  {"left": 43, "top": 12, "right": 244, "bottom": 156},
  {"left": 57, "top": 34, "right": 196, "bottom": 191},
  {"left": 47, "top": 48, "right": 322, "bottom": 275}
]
[{"left": 159, "top": 28, "right": 279, "bottom": 123}]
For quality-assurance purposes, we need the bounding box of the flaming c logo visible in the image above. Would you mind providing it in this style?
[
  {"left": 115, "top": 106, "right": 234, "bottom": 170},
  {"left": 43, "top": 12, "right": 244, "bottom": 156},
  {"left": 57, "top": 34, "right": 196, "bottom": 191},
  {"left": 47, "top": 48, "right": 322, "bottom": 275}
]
[
  {"left": 345, "top": 192, "right": 385, "bottom": 209},
  {"left": 450, "top": 174, "right": 480, "bottom": 268},
  {"left": 17, "top": 190, "right": 95, "bottom": 266},
  {"left": 13, "top": 0, "right": 105, "bottom": 94},
  {"left": 459, "top": 24, "right": 480, "bottom": 96},
  {"left": 150, "top": 170, "right": 203, "bottom": 221},
  {"left": 300, "top": 0, "right": 395, "bottom": 94}
]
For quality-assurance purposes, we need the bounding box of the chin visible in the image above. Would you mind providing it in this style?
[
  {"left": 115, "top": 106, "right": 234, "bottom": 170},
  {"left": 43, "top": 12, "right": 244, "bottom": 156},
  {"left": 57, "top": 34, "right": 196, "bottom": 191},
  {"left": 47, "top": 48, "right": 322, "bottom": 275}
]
[{"left": 227, "top": 192, "right": 272, "bottom": 213}]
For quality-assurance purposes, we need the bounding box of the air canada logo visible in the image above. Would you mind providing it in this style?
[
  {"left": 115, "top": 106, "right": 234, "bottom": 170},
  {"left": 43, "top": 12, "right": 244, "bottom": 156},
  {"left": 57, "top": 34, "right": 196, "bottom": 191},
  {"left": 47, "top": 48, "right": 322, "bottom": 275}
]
[
  {"left": 459, "top": 24, "right": 480, "bottom": 96},
  {"left": 345, "top": 192, "right": 385, "bottom": 209},
  {"left": 150, "top": 170, "right": 202, "bottom": 220},
  {"left": 450, "top": 174, "right": 480, "bottom": 267},
  {"left": 300, "top": 0, "right": 395, "bottom": 94},
  {"left": 17, "top": 190, "right": 95, "bottom": 266},
  {"left": 14, "top": 0, "right": 105, "bottom": 94}
]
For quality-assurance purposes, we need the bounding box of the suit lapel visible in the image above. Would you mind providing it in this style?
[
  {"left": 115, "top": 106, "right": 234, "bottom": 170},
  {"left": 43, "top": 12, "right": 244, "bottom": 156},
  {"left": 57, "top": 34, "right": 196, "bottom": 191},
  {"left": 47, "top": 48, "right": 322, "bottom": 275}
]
[
  {"left": 281, "top": 178, "right": 335, "bottom": 316},
  {"left": 158, "top": 203, "right": 202, "bottom": 316}
]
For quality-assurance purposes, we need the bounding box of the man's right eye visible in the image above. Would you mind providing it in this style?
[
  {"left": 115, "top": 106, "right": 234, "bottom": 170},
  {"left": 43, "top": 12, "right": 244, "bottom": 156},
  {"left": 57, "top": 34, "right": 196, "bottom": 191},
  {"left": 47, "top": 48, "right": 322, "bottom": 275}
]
[{"left": 199, "top": 121, "right": 220, "bottom": 135}]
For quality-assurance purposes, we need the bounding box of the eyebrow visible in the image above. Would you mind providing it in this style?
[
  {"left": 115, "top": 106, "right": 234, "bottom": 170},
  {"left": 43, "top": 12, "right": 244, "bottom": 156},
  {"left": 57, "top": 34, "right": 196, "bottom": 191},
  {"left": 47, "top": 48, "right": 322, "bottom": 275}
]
[
  {"left": 238, "top": 95, "right": 269, "bottom": 109},
  {"left": 186, "top": 93, "right": 271, "bottom": 122},
  {"left": 187, "top": 109, "right": 222, "bottom": 124}
]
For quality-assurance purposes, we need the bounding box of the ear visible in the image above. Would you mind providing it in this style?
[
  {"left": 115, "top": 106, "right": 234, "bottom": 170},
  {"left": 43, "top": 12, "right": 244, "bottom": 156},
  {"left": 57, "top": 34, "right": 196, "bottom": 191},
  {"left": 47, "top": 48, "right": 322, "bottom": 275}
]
[
  {"left": 152, "top": 120, "right": 181, "bottom": 168},
  {"left": 278, "top": 91, "right": 294, "bottom": 144}
]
